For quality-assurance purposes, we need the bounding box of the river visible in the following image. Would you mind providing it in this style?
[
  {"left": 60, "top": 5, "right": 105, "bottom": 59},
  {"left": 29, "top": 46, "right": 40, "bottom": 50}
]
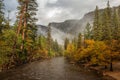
[{"left": 0, "top": 57, "right": 102, "bottom": 80}]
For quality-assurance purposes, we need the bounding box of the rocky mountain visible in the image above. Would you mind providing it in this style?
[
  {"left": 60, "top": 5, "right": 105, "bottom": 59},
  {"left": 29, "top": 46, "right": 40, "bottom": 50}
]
[
  {"left": 48, "top": 12, "right": 94, "bottom": 35},
  {"left": 37, "top": 25, "right": 48, "bottom": 36},
  {"left": 37, "top": 10, "right": 95, "bottom": 45},
  {"left": 47, "top": 6, "right": 120, "bottom": 36}
]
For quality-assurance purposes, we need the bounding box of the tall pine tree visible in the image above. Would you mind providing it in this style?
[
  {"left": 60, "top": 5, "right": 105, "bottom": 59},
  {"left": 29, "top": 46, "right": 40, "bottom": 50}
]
[
  {"left": 0, "top": 0, "right": 4, "bottom": 34},
  {"left": 103, "top": 1, "right": 112, "bottom": 41},
  {"left": 77, "top": 33, "right": 82, "bottom": 49},
  {"left": 47, "top": 26, "right": 52, "bottom": 56},
  {"left": 84, "top": 23, "right": 92, "bottom": 40},
  {"left": 64, "top": 38, "right": 69, "bottom": 50},
  {"left": 112, "top": 8, "right": 120, "bottom": 40},
  {"left": 93, "top": 6, "right": 102, "bottom": 41},
  {"left": 17, "top": 0, "right": 38, "bottom": 62}
]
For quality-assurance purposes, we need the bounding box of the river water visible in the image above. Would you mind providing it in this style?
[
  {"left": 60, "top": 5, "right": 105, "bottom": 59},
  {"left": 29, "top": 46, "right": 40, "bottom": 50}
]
[{"left": 0, "top": 57, "right": 102, "bottom": 80}]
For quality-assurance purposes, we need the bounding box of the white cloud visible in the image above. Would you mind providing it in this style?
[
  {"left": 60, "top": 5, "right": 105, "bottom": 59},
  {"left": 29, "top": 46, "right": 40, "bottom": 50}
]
[
  {"left": 48, "top": 0, "right": 58, "bottom": 4},
  {"left": 4, "top": 0, "right": 120, "bottom": 25},
  {"left": 46, "top": 8, "right": 62, "bottom": 18}
]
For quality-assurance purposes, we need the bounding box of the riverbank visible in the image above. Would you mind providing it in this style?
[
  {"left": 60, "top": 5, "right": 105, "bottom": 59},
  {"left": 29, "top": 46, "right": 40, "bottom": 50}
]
[
  {"left": 88, "top": 62, "right": 120, "bottom": 80},
  {"left": 103, "top": 62, "right": 120, "bottom": 80},
  {"left": 68, "top": 59, "right": 120, "bottom": 80},
  {"left": 0, "top": 57, "right": 49, "bottom": 72},
  {"left": 103, "top": 71, "right": 119, "bottom": 80},
  {"left": 89, "top": 66, "right": 117, "bottom": 80}
]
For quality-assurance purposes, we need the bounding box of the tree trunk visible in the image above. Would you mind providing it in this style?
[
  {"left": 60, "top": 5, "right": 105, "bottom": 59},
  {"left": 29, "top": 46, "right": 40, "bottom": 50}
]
[
  {"left": 17, "top": 5, "right": 25, "bottom": 36},
  {"left": 21, "top": 0, "right": 28, "bottom": 51},
  {"left": 110, "top": 57, "right": 113, "bottom": 71},
  {"left": 104, "top": 65, "right": 107, "bottom": 69}
]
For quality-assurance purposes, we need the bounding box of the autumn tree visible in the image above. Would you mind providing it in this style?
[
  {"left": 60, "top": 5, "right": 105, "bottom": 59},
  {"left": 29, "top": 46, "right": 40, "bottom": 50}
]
[
  {"left": 72, "top": 37, "right": 77, "bottom": 50},
  {"left": 65, "top": 43, "right": 75, "bottom": 60}
]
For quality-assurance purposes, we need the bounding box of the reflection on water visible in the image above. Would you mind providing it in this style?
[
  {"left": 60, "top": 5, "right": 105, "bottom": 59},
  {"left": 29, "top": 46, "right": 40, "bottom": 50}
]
[{"left": 0, "top": 57, "right": 102, "bottom": 80}]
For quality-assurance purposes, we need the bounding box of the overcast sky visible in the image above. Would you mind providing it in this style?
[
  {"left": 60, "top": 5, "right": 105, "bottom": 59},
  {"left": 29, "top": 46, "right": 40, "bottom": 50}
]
[{"left": 4, "top": 0, "right": 120, "bottom": 25}]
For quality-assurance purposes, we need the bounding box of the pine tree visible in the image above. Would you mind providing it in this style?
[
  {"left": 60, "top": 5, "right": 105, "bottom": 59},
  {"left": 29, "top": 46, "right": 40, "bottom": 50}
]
[
  {"left": 52, "top": 39, "right": 61, "bottom": 55},
  {"left": 38, "top": 35, "right": 43, "bottom": 49},
  {"left": 117, "top": 6, "right": 120, "bottom": 41},
  {"left": 17, "top": 0, "right": 38, "bottom": 49},
  {"left": 112, "top": 8, "right": 119, "bottom": 40},
  {"left": 104, "top": 1, "right": 113, "bottom": 71},
  {"left": 64, "top": 38, "right": 69, "bottom": 50},
  {"left": 77, "top": 33, "right": 82, "bottom": 49},
  {"left": 47, "top": 26, "right": 52, "bottom": 56},
  {"left": 17, "top": 0, "right": 24, "bottom": 35},
  {"left": 103, "top": 1, "right": 112, "bottom": 41},
  {"left": 93, "top": 6, "right": 99, "bottom": 40},
  {"left": 93, "top": 6, "right": 102, "bottom": 41},
  {"left": 5, "top": 10, "right": 11, "bottom": 29},
  {"left": 84, "top": 23, "right": 92, "bottom": 40},
  {"left": 16, "top": 0, "right": 38, "bottom": 62},
  {"left": 0, "top": 0, "right": 4, "bottom": 34}
]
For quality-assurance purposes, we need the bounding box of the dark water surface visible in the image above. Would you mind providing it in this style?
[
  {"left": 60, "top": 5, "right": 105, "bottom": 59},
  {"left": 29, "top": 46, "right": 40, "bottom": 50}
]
[{"left": 0, "top": 57, "right": 102, "bottom": 80}]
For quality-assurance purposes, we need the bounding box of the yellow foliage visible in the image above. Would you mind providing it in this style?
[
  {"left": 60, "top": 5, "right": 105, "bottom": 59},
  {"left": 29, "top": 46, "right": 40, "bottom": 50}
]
[
  {"left": 65, "top": 43, "right": 75, "bottom": 59},
  {"left": 33, "top": 48, "right": 48, "bottom": 59},
  {"left": 85, "top": 40, "right": 95, "bottom": 45},
  {"left": 74, "top": 40, "right": 109, "bottom": 65},
  {"left": 65, "top": 39, "right": 120, "bottom": 66}
]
